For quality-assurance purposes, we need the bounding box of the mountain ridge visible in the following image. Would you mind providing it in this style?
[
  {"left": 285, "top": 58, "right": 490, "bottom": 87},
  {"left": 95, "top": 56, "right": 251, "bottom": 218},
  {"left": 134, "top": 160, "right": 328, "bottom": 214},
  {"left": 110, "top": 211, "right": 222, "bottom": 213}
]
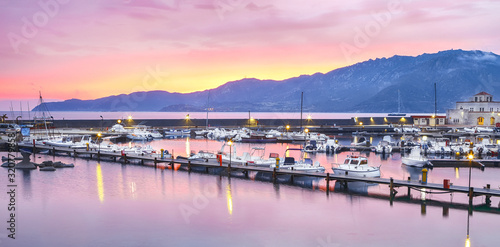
[{"left": 33, "top": 49, "right": 500, "bottom": 113}]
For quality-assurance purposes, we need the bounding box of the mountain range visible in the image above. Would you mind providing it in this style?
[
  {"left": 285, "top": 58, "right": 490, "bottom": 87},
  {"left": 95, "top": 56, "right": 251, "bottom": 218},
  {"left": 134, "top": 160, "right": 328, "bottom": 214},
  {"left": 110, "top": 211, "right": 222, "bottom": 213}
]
[{"left": 33, "top": 49, "right": 500, "bottom": 113}]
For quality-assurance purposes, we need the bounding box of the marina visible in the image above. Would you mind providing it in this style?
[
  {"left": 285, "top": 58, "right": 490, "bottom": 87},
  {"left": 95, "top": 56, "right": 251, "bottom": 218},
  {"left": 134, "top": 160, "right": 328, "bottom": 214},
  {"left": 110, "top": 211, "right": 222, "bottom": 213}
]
[{"left": 2, "top": 134, "right": 500, "bottom": 247}]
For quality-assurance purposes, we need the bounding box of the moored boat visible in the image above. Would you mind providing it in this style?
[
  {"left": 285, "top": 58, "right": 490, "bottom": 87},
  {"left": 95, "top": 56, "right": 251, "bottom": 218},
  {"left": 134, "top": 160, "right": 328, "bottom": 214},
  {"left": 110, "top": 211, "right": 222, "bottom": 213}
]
[{"left": 331, "top": 155, "right": 381, "bottom": 177}]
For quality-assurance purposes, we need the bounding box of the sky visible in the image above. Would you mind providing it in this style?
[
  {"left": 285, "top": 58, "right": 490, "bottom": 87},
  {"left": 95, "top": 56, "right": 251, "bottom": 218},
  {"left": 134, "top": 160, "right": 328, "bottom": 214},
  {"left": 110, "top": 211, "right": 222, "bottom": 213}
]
[{"left": 0, "top": 0, "right": 500, "bottom": 110}]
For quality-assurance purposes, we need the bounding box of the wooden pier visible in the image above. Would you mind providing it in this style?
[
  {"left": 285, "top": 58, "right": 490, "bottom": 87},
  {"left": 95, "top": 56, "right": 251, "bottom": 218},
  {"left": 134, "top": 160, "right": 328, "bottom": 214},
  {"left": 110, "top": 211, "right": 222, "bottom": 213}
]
[{"left": 16, "top": 143, "right": 500, "bottom": 207}]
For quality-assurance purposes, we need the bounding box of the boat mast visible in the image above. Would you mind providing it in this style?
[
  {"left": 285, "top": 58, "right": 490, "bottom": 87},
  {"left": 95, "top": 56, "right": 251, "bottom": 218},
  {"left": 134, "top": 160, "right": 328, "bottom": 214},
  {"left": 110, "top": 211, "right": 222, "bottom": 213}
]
[
  {"left": 398, "top": 90, "right": 401, "bottom": 113},
  {"left": 205, "top": 90, "right": 210, "bottom": 129},
  {"left": 434, "top": 83, "right": 437, "bottom": 128},
  {"left": 300, "top": 92, "right": 303, "bottom": 132}
]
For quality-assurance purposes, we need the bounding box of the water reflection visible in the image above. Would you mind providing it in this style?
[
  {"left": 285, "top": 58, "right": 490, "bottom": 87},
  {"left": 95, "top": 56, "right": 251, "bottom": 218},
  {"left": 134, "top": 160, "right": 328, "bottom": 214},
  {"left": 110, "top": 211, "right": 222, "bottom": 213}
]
[
  {"left": 226, "top": 182, "right": 233, "bottom": 216},
  {"left": 96, "top": 163, "right": 105, "bottom": 203},
  {"left": 21, "top": 169, "right": 32, "bottom": 199},
  {"left": 185, "top": 137, "right": 191, "bottom": 157}
]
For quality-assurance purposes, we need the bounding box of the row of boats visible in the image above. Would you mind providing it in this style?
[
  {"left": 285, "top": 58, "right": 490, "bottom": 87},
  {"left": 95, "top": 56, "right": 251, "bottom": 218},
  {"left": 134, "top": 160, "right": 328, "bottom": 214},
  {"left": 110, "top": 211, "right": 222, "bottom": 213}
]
[{"left": 187, "top": 142, "right": 388, "bottom": 177}]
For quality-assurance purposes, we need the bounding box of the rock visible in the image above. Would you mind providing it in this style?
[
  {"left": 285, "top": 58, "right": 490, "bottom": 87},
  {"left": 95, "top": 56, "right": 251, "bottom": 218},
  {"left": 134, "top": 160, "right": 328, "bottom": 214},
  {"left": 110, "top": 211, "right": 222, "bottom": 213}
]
[{"left": 14, "top": 152, "right": 36, "bottom": 169}]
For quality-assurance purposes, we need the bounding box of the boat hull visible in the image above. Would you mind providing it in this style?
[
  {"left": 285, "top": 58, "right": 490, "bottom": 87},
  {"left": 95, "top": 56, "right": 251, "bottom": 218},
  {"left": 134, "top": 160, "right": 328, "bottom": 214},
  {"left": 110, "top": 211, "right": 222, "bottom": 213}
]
[{"left": 331, "top": 168, "right": 380, "bottom": 178}]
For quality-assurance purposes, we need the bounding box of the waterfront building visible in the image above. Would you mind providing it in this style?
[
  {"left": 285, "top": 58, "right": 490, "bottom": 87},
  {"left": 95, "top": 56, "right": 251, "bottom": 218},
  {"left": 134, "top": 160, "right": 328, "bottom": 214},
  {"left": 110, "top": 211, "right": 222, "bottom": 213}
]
[
  {"left": 446, "top": 92, "right": 500, "bottom": 126},
  {"left": 411, "top": 115, "right": 446, "bottom": 126}
]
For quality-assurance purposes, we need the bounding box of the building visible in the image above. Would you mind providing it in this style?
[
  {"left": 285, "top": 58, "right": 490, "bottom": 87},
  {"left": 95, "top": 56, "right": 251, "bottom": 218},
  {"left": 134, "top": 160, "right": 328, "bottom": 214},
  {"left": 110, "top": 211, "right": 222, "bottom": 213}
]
[
  {"left": 446, "top": 92, "right": 500, "bottom": 126},
  {"left": 411, "top": 115, "right": 446, "bottom": 126}
]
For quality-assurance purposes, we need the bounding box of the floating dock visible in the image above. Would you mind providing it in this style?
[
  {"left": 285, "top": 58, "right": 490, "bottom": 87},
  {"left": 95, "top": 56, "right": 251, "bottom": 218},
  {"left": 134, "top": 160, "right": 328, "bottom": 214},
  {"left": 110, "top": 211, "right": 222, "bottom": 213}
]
[{"left": 14, "top": 142, "right": 500, "bottom": 208}]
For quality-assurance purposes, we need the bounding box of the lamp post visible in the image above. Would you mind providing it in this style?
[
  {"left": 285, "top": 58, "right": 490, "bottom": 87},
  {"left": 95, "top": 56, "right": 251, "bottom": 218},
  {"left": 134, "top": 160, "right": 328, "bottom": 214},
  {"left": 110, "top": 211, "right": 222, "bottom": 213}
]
[
  {"left": 466, "top": 153, "right": 472, "bottom": 247},
  {"left": 100, "top": 115, "right": 103, "bottom": 131},
  {"left": 185, "top": 114, "right": 190, "bottom": 128}
]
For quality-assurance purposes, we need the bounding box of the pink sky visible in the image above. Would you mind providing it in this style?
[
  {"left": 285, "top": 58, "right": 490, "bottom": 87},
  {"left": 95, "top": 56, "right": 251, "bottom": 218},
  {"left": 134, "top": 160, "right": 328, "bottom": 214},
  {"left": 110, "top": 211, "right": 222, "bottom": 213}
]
[{"left": 0, "top": 0, "right": 499, "bottom": 109}]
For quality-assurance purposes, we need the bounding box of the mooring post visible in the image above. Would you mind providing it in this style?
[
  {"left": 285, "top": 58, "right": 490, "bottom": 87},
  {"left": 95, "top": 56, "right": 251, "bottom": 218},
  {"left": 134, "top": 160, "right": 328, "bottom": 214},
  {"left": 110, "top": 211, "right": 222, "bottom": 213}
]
[
  {"left": 273, "top": 168, "right": 277, "bottom": 182},
  {"left": 390, "top": 177, "right": 394, "bottom": 198},
  {"left": 326, "top": 173, "right": 330, "bottom": 195},
  {"left": 32, "top": 139, "right": 36, "bottom": 154},
  {"left": 124, "top": 154, "right": 127, "bottom": 163},
  {"left": 188, "top": 161, "right": 191, "bottom": 172},
  {"left": 154, "top": 157, "right": 157, "bottom": 168},
  {"left": 74, "top": 149, "right": 77, "bottom": 158},
  {"left": 140, "top": 159, "right": 144, "bottom": 166},
  {"left": 227, "top": 163, "right": 231, "bottom": 177},
  {"left": 407, "top": 176, "right": 411, "bottom": 197},
  {"left": 52, "top": 147, "right": 55, "bottom": 157},
  {"left": 468, "top": 187, "right": 474, "bottom": 205},
  {"left": 486, "top": 184, "right": 491, "bottom": 205}
]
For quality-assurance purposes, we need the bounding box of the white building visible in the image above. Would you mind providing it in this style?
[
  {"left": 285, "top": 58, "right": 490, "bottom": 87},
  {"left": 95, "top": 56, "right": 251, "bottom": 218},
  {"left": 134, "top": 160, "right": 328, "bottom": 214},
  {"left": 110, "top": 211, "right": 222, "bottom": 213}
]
[{"left": 447, "top": 92, "right": 500, "bottom": 126}]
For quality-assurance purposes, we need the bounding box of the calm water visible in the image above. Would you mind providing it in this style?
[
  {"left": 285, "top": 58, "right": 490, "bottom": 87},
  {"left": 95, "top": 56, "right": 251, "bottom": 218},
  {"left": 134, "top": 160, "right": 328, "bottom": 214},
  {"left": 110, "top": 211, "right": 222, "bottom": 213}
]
[
  {"left": 1, "top": 137, "right": 499, "bottom": 247},
  {"left": 1, "top": 111, "right": 404, "bottom": 120}
]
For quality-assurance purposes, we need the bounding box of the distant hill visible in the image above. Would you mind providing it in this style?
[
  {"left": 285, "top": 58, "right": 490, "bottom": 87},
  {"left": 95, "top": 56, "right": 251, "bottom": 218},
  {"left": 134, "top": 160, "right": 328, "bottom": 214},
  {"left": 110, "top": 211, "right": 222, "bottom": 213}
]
[{"left": 33, "top": 49, "right": 500, "bottom": 113}]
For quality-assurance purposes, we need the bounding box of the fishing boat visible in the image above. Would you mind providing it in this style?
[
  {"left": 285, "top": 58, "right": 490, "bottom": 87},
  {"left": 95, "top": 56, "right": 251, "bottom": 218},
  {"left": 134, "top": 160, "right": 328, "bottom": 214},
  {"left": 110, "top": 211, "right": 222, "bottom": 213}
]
[{"left": 331, "top": 155, "right": 381, "bottom": 177}]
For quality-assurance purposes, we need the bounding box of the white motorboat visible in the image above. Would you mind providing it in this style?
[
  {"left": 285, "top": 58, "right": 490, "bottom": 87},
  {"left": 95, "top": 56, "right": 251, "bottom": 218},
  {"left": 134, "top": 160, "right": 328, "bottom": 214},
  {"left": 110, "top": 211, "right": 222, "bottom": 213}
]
[
  {"left": 188, "top": 150, "right": 217, "bottom": 162},
  {"left": 374, "top": 140, "right": 392, "bottom": 154},
  {"left": 331, "top": 155, "right": 381, "bottom": 177},
  {"left": 351, "top": 136, "right": 369, "bottom": 146},
  {"left": 270, "top": 148, "right": 325, "bottom": 172},
  {"left": 402, "top": 147, "right": 429, "bottom": 167},
  {"left": 126, "top": 125, "right": 155, "bottom": 141}
]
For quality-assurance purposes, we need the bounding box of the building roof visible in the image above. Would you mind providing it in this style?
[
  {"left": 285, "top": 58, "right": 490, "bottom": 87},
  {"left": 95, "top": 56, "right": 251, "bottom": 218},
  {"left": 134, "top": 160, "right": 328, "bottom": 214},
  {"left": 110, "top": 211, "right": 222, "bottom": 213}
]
[
  {"left": 475, "top": 91, "right": 491, "bottom": 96},
  {"left": 411, "top": 115, "right": 446, "bottom": 118}
]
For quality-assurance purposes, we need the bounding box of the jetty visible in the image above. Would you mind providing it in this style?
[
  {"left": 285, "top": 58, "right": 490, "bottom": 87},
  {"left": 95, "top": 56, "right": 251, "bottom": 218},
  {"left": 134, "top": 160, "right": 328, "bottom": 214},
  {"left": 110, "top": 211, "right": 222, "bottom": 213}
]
[{"left": 15, "top": 142, "right": 500, "bottom": 209}]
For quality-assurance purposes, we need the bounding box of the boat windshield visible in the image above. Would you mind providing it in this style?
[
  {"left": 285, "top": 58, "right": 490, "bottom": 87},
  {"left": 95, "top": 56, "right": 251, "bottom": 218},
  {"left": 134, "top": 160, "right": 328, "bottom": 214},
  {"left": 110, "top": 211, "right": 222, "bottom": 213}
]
[
  {"left": 344, "top": 159, "right": 350, "bottom": 164},
  {"left": 360, "top": 160, "right": 368, "bottom": 165},
  {"left": 350, "top": 159, "right": 358, "bottom": 165}
]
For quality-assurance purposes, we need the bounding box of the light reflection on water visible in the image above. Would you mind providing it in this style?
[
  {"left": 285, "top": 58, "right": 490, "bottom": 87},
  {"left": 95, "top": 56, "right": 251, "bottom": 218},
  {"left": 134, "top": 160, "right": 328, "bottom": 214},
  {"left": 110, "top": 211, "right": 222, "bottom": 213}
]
[
  {"left": 1, "top": 136, "right": 500, "bottom": 246},
  {"left": 96, "top": 163, "right": 105, "bottom": 203}
]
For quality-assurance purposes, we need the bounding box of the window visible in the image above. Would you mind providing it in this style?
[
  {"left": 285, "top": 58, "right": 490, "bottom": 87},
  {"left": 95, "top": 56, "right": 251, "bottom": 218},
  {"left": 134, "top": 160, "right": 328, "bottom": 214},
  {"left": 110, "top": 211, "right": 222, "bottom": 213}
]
[
  {"left": 480, "top": 107, "right": 484, "bottom": 112},
  {"left": 478, "top": 117, "right": 484, "bottom": 125},
  {"left": 491, "top": 108, "right": 494, "bottom": 112},
  {"left": 470, "top": 108, "right": 474, "bottom": 111},
  {"left": 491, "top": 117, "right": 495, "bottom": 125},
  {"left": 475, "top": 97, "right": 478, "bottom": 102}
]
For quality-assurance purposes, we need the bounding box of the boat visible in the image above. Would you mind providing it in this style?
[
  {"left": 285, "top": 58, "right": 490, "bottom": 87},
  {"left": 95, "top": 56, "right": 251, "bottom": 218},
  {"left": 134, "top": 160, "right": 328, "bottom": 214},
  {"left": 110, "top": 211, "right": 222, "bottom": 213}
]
[
  {"left": 126, "top": 125, "right": 155, "bottom": 141},
  {"left": 374, "top": 139, "right": 392, "bottom": 154},
  {"left": 164, "top": 128, "right": 190, "bottom": 137},
  {"left": 351, "top": 136, "right": 369, "bottom": 146},
  {"left": 402, "top": 147, "right": 430, "bottom": 167},
  {"left": 270, "top": 148, "right": 325, "bottom": 172},
  {"left": 241, "top": 133, "right": 277, "bottom": 143},
  {"left": 331, "top": 155, "right": 381, "bottom": 177}
]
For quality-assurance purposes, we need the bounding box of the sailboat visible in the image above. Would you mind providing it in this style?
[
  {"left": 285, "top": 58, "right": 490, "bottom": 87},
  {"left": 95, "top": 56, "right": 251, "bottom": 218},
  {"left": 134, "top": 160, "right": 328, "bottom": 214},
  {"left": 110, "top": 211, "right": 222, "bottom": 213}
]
[
  {"left": 388, "top": 90, "right": 406, "bottom": 116},
  {"left": 194, "top": 90, "right": 212, "bottom": 136}
]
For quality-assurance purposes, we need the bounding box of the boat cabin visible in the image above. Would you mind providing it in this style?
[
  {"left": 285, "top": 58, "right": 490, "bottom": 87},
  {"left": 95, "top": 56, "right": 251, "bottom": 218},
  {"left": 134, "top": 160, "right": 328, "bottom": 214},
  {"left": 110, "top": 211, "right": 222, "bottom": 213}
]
[{"left": 344, "top": 156, "right": 368, "bottom": 166}]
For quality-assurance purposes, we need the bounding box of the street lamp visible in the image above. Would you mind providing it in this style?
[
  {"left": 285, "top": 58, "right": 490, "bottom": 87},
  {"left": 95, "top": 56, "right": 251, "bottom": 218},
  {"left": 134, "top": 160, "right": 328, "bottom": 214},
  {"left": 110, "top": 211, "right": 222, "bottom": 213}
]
[
  {"left": 100, "top": 115, "right": 103, "bottom": 131},
  {"left": 185, "top": 114, "right": 190, "bottom": 128},
  {"left": 467, "top": 153, "right": 473, "bottom": 191}
]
